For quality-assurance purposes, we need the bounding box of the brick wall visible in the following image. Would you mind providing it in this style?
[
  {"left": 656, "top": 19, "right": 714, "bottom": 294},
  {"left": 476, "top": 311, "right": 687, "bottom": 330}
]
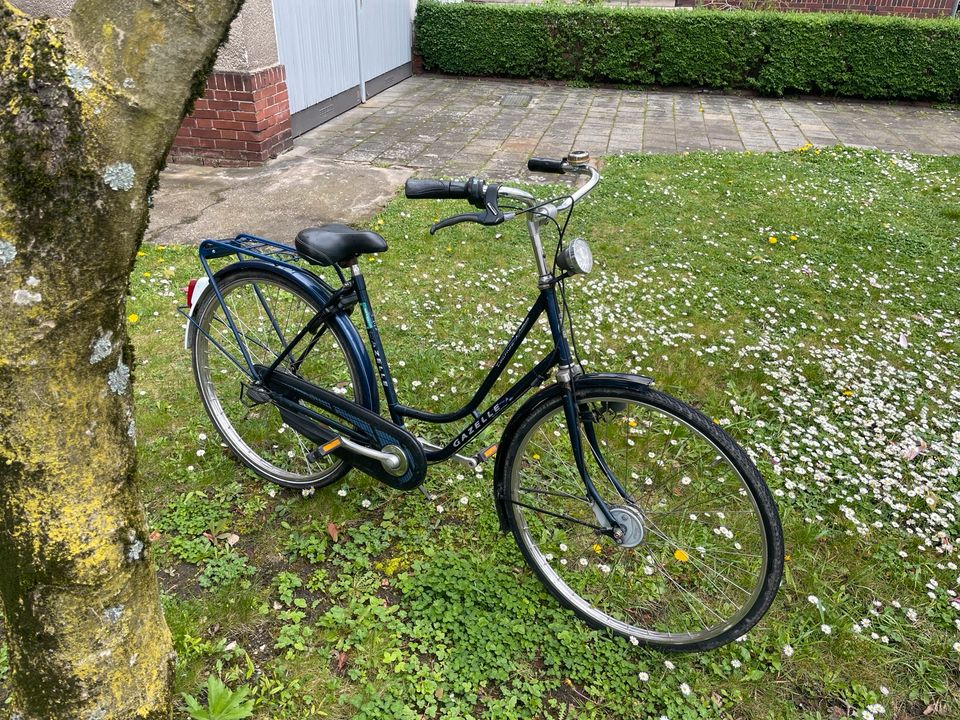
[
  {"left": 170, "top": 65, "right": 293, "bottom": 167},
  {"left": 478, "top": 0, "right": 956, "bottom": 16},
  {"left": 683, "top": 0, "right": 954, "bottom": 16}
]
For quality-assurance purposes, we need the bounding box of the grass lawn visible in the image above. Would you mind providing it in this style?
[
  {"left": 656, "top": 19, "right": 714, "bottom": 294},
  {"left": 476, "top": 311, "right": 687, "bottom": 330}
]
[{"left": 3, "top": 147, "right": 959, "bottom": 719}]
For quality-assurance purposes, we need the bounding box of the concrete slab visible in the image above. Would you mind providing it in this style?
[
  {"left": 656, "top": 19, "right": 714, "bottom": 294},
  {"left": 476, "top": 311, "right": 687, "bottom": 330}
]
[{"left": 147, "top": 155, "right": 409, "bottom": 245}]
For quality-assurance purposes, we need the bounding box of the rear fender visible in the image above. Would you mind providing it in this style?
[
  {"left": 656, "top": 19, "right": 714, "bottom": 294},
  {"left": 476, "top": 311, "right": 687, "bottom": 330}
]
[
  {"left": 492, "top": 372, "right": 653, "bottom": 532},
  {"left": 187, "top": 260, "right": 379, "bottom": 414}
]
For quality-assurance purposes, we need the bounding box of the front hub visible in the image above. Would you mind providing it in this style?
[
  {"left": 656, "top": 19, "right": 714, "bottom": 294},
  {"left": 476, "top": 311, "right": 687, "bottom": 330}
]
[{"left": 610, "top": 505, "right": 646, "bottom": 548}]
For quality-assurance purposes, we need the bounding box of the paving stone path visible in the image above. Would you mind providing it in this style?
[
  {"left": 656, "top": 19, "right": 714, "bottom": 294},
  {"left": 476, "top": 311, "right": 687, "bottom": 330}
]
[{"left": 296, "top": 75, "right": 960, "bottom": 178}]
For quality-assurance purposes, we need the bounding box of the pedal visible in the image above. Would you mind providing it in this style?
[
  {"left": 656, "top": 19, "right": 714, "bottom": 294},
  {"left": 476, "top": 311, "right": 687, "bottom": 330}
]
[
  {"left": 305, "top": 437, "right": 343, "bottom": 464},
  {"left": 474, "top": 443, "right": 498, "bottom": 464}
]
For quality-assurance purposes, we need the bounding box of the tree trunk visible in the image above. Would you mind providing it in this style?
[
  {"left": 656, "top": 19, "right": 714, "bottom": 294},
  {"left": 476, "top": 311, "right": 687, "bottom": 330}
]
[{"left": 0, "top": 1, "right": 242, "bottom": 717}]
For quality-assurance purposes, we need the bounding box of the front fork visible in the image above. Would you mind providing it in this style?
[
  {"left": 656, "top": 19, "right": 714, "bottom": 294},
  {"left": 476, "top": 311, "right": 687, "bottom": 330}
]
[
  {"left": 558, "top": 380, "right": 632, "bottom": 543},
  {"left": 542, "top": 286, "right": 630, "bottom": 541}
]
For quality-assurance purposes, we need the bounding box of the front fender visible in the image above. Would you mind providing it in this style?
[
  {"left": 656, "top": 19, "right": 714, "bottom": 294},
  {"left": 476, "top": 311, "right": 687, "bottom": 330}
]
[
  {"left": 492, "top": 372, "right": 653, "bottom": 532},
  {"left": 190, "top": 260, "right": 379, "bottom": 415}
]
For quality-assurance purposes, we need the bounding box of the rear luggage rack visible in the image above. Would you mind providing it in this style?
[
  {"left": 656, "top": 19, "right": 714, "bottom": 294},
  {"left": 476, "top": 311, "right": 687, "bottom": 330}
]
[{"left": 198, "top": 233, "right": 302, "bottom": 263}]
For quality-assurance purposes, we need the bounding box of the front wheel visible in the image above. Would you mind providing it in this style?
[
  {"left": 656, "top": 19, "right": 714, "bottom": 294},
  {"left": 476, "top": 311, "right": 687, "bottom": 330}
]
[{"left": 499, "top": 382, "right": 783, "bottom": 651}]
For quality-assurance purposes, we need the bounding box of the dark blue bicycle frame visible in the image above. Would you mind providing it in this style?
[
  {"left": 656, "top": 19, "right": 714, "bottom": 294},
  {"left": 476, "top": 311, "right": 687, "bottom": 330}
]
[{"left": 187, "top": 234, "right": 620, "bottom": 529}]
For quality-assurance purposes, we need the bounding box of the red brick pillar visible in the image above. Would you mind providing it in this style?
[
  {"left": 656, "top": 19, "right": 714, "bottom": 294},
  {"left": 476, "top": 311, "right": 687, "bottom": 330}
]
[{"left": 170, "top": 65, "right": 294, "bottom": 167}]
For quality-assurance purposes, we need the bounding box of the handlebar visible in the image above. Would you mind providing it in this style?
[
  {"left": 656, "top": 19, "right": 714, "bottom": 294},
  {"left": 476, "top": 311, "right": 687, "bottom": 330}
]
[
  {"left": 527, "top": 157, "right": 566, "bottom": 174},
  {"left": 405, "top": 154, "right": 600, "bottom": 234},
  {"left": 404, "top": 177, "right": 483, "bottom": 203}
]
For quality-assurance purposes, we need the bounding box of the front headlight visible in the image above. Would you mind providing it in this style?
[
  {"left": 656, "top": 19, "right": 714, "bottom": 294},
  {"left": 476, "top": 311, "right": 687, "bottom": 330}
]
[{"left": 557, "top": 237, "right": 593, "bottom": 275}]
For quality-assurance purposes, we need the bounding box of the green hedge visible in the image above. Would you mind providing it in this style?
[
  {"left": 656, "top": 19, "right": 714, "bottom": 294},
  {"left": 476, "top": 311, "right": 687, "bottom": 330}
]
[{"left": 414, "top": 2, "right": 960, "bottom": 102}]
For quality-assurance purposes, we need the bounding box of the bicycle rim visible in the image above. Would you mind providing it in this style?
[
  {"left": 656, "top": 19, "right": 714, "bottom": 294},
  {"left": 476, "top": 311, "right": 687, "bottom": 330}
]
[
  {"left": 506, "top": 389, "right": 777, "bottom": 648},
  {"left": 192, "top": 271, "right": 361, "bottom": 487}
]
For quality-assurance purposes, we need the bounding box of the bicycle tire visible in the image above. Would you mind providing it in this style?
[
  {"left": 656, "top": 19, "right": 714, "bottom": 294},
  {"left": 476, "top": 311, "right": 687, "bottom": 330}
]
[
  {"left": 499, "top": 382, "right": 783, "bottom": 651},
  {"left": 189, "top": 268, "right": 367, "bottom": 488}
]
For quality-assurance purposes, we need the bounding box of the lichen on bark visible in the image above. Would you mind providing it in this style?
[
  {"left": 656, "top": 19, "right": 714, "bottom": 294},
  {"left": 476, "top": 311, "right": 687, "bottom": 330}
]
[{"left": 0, "top": 1, "right": 244, "bottom": 718}]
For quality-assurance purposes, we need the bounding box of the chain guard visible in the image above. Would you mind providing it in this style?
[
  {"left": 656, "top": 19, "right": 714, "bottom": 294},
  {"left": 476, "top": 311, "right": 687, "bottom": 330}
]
[{"left": 257, "top": 365, "right": 426, "bottom": 491}]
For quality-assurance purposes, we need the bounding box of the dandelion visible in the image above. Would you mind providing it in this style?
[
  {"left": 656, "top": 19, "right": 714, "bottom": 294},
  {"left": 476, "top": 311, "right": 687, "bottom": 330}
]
[
  {"left": 436, "top": 504, "right": 444, "bottom": 513},
  {"left": 459, "top": 496, "right": 468, "bottom": 505},
  {"left": 301, "top": 488, "right": 314, "bottom": 498},
  {"left": 680, "top": 683, "right": 691, "bottom": 697},
  {"left": 629, "top": 636, "right": 639, "bottom": 646},
  {"left": 559, "top": 543, "right": 568, "bottom": 552},
  {"left": 198, "top": 433, "right": 207, "bottom": 441},
  {"left": 196, "top": 449, "right": 205, "bottom": 457},
  {"left": 128, "top": 313, "right": 139, "bottom": 324},
  {"left": 361, "top": 499, "right": 371, "bottom": 508},
  {"left": 820, "top": 624, "right": 832, "bottom": 635},
  {"left": 782, "top": 644, "right": 794, "bottom": 658},
  {"left": 337, "top": 487, "right": 347, "bottom": 497},
  {"left": 731, "top": 659, "right": 741, "bottom": 669},
  {"left": 664, "top": 660, "right": 675, "bottom": 670},
  {"left": 768, "top": 236, "right": 778, "bottom": 244},
  {"left": 638, "top": 671, "right": 649, "bottom": 681}
]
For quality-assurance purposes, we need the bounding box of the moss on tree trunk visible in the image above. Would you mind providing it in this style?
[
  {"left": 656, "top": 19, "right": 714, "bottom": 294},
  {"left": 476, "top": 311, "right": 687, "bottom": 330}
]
[{"left": 0, "top": 1, "right": 242, "bottom": 717}]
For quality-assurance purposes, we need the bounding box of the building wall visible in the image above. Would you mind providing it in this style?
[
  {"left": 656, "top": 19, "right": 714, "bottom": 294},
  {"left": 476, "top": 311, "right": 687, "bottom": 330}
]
[
  {"left": 20, "top": 0, "right": 292, "bottom": 166},
  {"left": 212, "top": 0, "right": 279, "bottom": 72},
  {"left": 16, "top": 0, "right": 280, "bottom": 71}
]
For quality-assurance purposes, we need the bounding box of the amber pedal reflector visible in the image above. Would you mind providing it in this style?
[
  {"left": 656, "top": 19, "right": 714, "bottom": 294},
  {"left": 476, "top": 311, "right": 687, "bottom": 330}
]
[{"left": 319, "top": 438, "right": 342, "bottom": 455}]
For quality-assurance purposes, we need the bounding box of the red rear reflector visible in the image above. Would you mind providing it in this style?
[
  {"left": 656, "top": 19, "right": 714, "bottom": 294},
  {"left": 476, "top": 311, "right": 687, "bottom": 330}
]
[{"left": 186, "top": 278, "right": 199, "bottom": 307}]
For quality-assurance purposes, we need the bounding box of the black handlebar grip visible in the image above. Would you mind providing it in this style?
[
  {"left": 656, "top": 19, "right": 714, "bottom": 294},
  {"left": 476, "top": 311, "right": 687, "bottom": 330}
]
[
  {"left": 404, "top": 179, "right": 470, "bottom": 200},
  {"left": 527, "top": 157, "right": 566, "bottom": 174}
]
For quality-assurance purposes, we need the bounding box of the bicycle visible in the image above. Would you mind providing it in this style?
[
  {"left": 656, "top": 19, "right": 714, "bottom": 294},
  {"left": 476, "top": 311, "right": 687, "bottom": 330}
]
[{"left": 182, "top": 152, "right": 784, "bottom": 651}]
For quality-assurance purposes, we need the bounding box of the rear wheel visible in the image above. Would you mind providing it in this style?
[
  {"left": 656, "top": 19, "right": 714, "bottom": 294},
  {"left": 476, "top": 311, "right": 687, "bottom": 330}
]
[
  {"left": 499, "top": 383, "right": 783, "bottom": 651},
  {"left": 189, "top": 269, "right": 366, "bottom": 488}
]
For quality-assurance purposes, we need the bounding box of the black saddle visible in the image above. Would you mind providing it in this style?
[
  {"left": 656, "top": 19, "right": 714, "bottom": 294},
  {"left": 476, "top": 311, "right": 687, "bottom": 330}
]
[{"left": 294, "top": 223, "right": 388, "bottom": 266}]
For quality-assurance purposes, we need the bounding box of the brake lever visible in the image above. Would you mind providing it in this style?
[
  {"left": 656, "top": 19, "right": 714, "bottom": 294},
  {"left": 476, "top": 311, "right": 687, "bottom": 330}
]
[
  {"left": 429, "top": 212, "right": 483, "bottom": 235},
  {"left": 430, "top": 183, "right": 506, "bottom": 235}
]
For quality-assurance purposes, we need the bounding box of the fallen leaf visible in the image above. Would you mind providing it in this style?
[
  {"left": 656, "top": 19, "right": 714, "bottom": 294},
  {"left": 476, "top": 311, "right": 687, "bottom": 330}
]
[
  {"left": 148, "top": 530, "right": 161, "bottom": 542},
  {"left": 336, "top": 651, "right": 348, "bottom": 673},
  {"left": 327, "top": 522, "right": 339, "bottom": 542},
  {"left": 222, "top": 533, "right": 240, "bottom": 547}
]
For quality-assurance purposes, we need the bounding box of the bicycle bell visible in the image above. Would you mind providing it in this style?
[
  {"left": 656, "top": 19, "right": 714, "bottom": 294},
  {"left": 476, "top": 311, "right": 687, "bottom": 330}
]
[
  {"left": 567, "top": 150, "right": 590, "bottom": 166},
  {"left": 557, "top": 237, "right": 593, "bottom": 275}
]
